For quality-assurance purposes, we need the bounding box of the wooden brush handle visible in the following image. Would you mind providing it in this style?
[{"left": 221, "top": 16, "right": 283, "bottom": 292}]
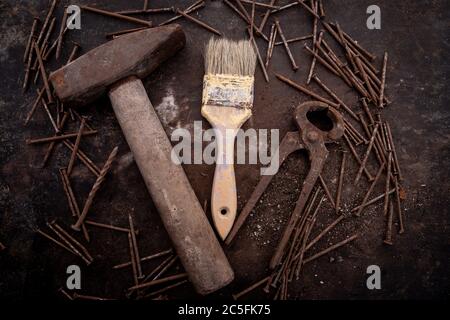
[
  {"left": 211, "top": 126, "right": 238, "bottom": 240},
  {"left": 202, "top": 105, "right": 252, "bottom": 240}
]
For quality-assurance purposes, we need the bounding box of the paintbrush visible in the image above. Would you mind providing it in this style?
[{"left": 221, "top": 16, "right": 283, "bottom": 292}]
[{"left": 202, "top": 38, "right": 257, "bottom": 240}]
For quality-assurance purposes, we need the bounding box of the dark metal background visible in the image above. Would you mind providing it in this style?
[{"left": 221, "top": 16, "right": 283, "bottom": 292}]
[{"left": 0, "top": 0, "right": 449, "bottom": 300}]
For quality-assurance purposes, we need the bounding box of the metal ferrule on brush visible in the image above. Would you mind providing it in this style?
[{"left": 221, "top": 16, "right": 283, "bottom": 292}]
[{"left": 202, "top": 74, "right": 254, "bottom": 109}]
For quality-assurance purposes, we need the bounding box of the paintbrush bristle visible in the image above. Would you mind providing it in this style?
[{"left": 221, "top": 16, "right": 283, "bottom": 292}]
[{"left": 205, "top": 38, "right": 256, "bottom": 76}]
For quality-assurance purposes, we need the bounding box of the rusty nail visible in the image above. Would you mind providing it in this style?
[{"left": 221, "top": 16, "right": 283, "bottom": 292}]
[
  {"left": 152, "top": 256, "right": 178, "bottom": 281},
  {"left": 268, "top": 24, "right": 278, "bottom": 61},
  {"left": 274, "top": 34, "right": 313, "bottom": 46},
  {"left": 73, "top": 293, "right": 113, "bottom": 301},
  {"left": 85, "top": 220, "right": 130, "bottom": 233},
  {"left": 306, "top": 27, "right": 323, "bottom": 84},
  {"left": 80, "top": 5, "right": 153, "bottom": 27},
  {"left": 46, "top": 222, "right": 91, "bottom": 265},
  {"left": 224, "top": 0, "right": 249, "bottom": 23},
  {"left": 294, "top": 217, "right": 315, "bottom": 279},
  {"left": 175, "top": 9, "right": 221, "bottom": 36},
  {"left": 276, "top": 74, "right": 340, "bottom": 108},
  {"left": 355, "top": 162, "right": 386, "bottom": 216},
  {"left": 105, "top": 27, "right": 149, "bottom": 39},
  {"left": 67, "top": 42, "right": 81, "bottom": 64},
  {"left": 67, "top": 118, "right": 86, "bottom": 175},
  {"left": 116, "top": 7, "right": 175, "bottom": 15},
  {"left": 383, "top": 152, "right": 393, "bottom": 216},
  {"left": 23, "top": 39, "right": 36, "bottom": 92},
  {"left": 263, "top": 273, "right": 276, "bottom": 293},
  {"left": 144, "top": 254, "right": 175, "bottom": 282},
  {"left": 305, "top": 215, "right": 345, "bottom": 252},
  {"left": 128, "top": 273, "right": 188, "bottom": 292},
  {"left": 359, "top": 113, "right": 385, "bottom": 165},
  {"left": 335, "top": 22, "right": 359, "bottom": 73},
  {"left": 249, "top": 29, "right": 270, "bottom": 82},
  {"left": 25, "top": 87, "right": 44, "bottom": 125},
  {"left": 304, "top": 44, "right": 341, "bottom": 78},
  {"left": 383, "top": 201, "right": 394, "bottom": 245},
  {"left": 72, "top": 110, "right": 95, "bottom": 131},
  {"left": 343, "top": 132, "right": 374, "bottom": 181},
  {"left": 339, "top": 26, "right": 376, "bottom": 61},
  {"left": 33, "top": 42, "right": 53, "bottom": 103},
  {"left": 26, "top": 129, "right": 97, "bottom": 145},
  {"left": 232, "top": 276, "right": 271, "bottom": 300},
  {"left": 385, "top": 122, "right": 402, "bottom": 180},
  {"left": 344, "top": 118, "right": 367, "bottom": 144},
  {"left": 303, "top": 234, "right": 358, "bottom": 264},
  {"left": 355, "top": 56, "right": 378, "bottom": 103},
  {"left": 58, "top": 288, "right": 74, "bottom": 300},
  {"left": 265, "top": 23, "right": 276, "bottom": 68},
  {"left": 378, "top": 120, "right": 389, "bottom": 153},
  {"left": 351, "top": 188, "right": 395, "bottom": 212},
  {"left": 24, "top": 17, "right": 40, "bottom": 63},
  {"left": 40, "top": 99, "right": 59, "bottom": 133},
  {"left": 354, "top": 123, "right": 379, "bottom": 184},
  {"left": 345, "top": 128, "right": 360, "bottom": 147},
  {"left": 318, "top": 0, "right": 325, "bottom": 17},
  {"left": 59, "top": 168, "right": 90, "bottom": 242},
  {"left": 36, "top": 229, "right": 76, "bottom": 255},
  {"left": 113, "top": 249, "right": 173, "bottom": 269},
  {"left": 51, "top": 221, "right": 92, "bottom": 261},
  {"left": 275, "top": 19, "right": 298, "bottom": 70},
  {"left": 361, "top": 98, "right": 375, "bottom": 125},
  {"left": 36, "top": 0, "right": 58, "bottom": 47},
  {"left": 379, "top": 52, "right": 388, "bottom": 108},
  {"left": 240, "top": 0, "right": 279, "bottom": 9},
  {"left": 56, "top": 7, "right": 69, "bottom": 60},
  {"left": 344, "top": 122, "right": 363, "bottom": 145},
  {"left": 249, "top": 1, "right": 255, "bottom": 41},
  {"left": 305, "top": 0, "right": 319, "bottom": 84},
  {"left": 63, "top": 141, "right": 101, "bottom": 177},
  {"left": 41, "top": 17, "right": 56, "bottom": 52},
  {"left": 159, "top": 1, "right": 205, "bottom": 26},
  {"left": 270, "top": 2, "right": 298, "bottom": 14},
  {"left": 141, "top": 279, "right": 189, "bottom": 299},
  {"left": 335, "top": 152, "right": 346, "bottom": 214},
  {"left": 318, "top": 41, "right": 353, "bottom": 87},
  {"left": 59, "top": 167, "right": 77, "bottom": 217},
  {"left": 127, "top": 232, "right": 139, "bottom": 286},
  {"left": 297, "top": 0, "right": 321, "bottom": 19},
  {"left": 319, "top": 174, "right": 336, "bottom": 208},
  {"left": 129, "top": 214, "right": 144, "bottom": 279},
  {"left": 72, "top": 147, "right": 118, "bottom": 231},
  {"left": 258, "top": 0, "right": 277, "bottom": 32},
  {"left": 394, "top": 176, "right": 405, "bottom": 234}
]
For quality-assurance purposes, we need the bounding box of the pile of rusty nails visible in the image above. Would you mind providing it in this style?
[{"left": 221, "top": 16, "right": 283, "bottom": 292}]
[
  {"left": 225, "top": 0, "right": 405, "bottom": 301},
  {"left": 20, "top": 0, "right": 405, "bottom": 300}
]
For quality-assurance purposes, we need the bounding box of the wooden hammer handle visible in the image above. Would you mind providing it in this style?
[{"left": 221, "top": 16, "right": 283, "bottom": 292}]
[{"left": 108, "top": 76, "right": 234, "bottom": 295}]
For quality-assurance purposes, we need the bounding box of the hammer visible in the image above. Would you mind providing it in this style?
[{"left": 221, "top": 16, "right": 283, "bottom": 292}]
[{"left": 49, "top": 25, "right": 234, "bottom": 295}]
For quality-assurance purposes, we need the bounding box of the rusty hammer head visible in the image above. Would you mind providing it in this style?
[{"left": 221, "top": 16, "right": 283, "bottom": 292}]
[{"left": 49, "top": 24, "right": 185, "bottom": 107}]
